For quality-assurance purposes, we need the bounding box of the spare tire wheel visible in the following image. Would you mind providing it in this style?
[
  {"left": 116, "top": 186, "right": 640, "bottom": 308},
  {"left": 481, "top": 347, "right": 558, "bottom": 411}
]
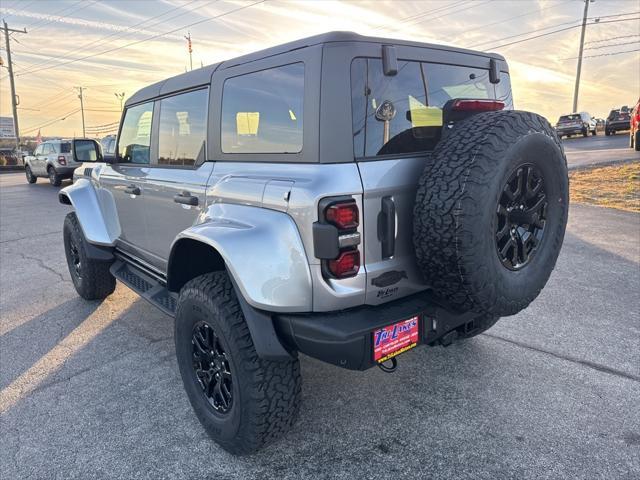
[{"left": 413, "top": 110, "right": 569, "bottom": 317}]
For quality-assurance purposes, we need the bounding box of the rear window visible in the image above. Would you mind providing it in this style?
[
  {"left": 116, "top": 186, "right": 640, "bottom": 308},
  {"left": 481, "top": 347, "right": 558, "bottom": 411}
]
[
  {"left": 559, "top": 115, "right": 580, "bottom": 122},
  {"left": 221, "top": 63, "right": 304, "bottom": 154},
  {"left": 351, "top": 58, "right": 511, "bottom": 158}
]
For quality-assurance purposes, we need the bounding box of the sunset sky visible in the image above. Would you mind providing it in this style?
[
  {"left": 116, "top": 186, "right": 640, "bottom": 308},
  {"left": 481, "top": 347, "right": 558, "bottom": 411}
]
[{"left": 1, "top": 0, "right": 638, "bottom": 138}]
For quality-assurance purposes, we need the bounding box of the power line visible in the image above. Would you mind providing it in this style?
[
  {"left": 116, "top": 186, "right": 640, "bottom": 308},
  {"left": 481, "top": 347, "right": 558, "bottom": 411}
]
[
  {"left": 470, "top": 11, "right": 640, "bottom": 49},
  {"left": 16, "top": 0, "right": 265, "bottom": 77},
  {"left": 584, "top": 40, "right": 640, "bottom": 50},
  {"left": 381, "top": 0, "right": 494, "bottom": 34},
  {"left": 372, "top": 0, "right": 470, "bottom": 32},
  {"left": 20, "top": 0, "right": 204, "bottom": 73},
  {"left": 563, "top": 47, "right": 640, "bottom": 60},
  {"left": 22, "top": 109, "right": 80, "bottom": 134},
  {"left": 482, "top": 18, "right": 640, "bottom": 50},
  {"left": 585, "top": 33, "right": 640, "bottom": 45},
  {"left": 459, "top": 0, "right": 572, "bottom": 36}
]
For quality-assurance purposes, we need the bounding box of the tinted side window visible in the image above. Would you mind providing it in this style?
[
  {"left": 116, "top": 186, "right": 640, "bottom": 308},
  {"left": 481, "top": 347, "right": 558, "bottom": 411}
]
[
  {"left": 221, "top": 63, "right": 304, "bottom": 154},
  {"left": 118, "top": 102, "right": 153, "bottom": 164},
  {"left": 158, "top": 89, "right": 208, "bottom": 166},
  {"left": 352, "top": 58, "right": 438, "bottom": 157},
  {"left": 60, "top": 142, "right": 72, "bottom": 153}
]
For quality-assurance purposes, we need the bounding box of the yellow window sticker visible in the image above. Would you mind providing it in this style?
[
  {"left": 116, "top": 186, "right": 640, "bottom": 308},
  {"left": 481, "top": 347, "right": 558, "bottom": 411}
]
[
  {"left": 289, "top": 109, "right": 297, "bottom": 121},
  {"left": 236, "top": 112, "right": 260, "bottom": 136},
  {"left": 408, "top": 95, "right": 442, "bottom": 127}
]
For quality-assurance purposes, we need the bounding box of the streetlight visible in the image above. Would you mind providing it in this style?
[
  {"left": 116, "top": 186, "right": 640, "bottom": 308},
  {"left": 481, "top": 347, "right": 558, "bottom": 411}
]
[{"left": 114, "top": 92, "right": 125, "bottom": 113}]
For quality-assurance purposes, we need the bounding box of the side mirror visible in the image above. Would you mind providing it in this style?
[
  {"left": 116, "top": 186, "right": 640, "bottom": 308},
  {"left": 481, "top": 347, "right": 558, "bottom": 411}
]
[{"left": 73, "top": 139, "right": 103, "bottom": 163}]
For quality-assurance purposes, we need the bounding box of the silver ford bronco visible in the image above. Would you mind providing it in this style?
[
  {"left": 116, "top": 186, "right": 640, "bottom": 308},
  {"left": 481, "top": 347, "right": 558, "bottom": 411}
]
[{"left": 59, "top": 32, "right": 569, "bottom": 454}]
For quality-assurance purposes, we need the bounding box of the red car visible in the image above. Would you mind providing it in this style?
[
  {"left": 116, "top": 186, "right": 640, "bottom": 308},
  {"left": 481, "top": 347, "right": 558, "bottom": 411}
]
[{"left": 630, "top": 99, "right": 640, "bottom": 151}]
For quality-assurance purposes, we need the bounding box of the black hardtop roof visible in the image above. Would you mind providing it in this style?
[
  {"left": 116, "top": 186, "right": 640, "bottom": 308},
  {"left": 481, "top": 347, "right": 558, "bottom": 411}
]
[{"left": 126, "top": 31, "right": 505, "bottom": 107}]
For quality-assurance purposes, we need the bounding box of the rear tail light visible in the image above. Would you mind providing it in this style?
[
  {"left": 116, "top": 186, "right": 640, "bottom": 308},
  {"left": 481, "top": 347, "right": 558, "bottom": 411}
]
[
  {"left": 325, "top": 201, "right": 359, "bottom": 230},
  {"left": 328, "top": 250, "right": 360, "bottom": 278},
  {"left": 452, "top": 99, "right": 505, "bottom": 112},
  {"left": 58, "top": 156, "right": 67, "bottom": 165},
  {"left": 316, "top": 197, "right": 361, "bottom": 279}
]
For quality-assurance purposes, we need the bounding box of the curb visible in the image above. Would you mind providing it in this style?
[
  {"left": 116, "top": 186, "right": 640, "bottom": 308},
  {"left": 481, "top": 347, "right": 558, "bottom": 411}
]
[
  {"left": 0, "top": 165, "right": 25, "bottom": 174},
  {"left": 567, "top": 157, "right": 639, "bottom": 171}
]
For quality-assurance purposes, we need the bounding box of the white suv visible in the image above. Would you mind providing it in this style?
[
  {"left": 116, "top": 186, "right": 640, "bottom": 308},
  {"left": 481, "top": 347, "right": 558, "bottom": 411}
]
[{"left": 24, "top": 138, "right": 102, "bottom": 186}]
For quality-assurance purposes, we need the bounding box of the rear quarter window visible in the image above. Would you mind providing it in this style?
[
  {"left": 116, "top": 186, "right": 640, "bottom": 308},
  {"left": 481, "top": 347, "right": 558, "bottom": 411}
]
[
  {"left": 221, "top": 63, "right": 304, "bottom": 154},
  {"left": 60, "top": 142, "right": 72, "bottom": 153}
]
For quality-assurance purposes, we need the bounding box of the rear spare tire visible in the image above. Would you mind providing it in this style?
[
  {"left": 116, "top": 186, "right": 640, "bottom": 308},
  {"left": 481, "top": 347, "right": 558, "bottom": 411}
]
[{"left": 414, "top": 110, "right": 569, "bottom": 317}]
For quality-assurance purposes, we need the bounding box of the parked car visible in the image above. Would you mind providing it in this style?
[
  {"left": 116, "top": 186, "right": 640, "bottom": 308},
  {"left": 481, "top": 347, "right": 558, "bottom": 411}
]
[
  {"left": 100, "top": 134, "right": 116, "bottom": 159},
  {"left": 629, "top": 100, "right": 639, "bottom": 151},
  {"left": 605, "top": 108, "right": 631, "bottom": 136},
  {"left": 58, "top": 32, "right": 569, "bottom": 454},
  {"left": 24, "top": 138, "right": 102, "bottom": 186},
  {"left": 555, "top": 112, "right": 596, "bottom": 138}
]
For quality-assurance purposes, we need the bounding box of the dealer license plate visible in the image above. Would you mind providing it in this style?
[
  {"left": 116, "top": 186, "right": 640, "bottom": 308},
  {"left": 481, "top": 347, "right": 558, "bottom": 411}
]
[{"left": 373, "top": 316, "right": 420, "bottom": 363}]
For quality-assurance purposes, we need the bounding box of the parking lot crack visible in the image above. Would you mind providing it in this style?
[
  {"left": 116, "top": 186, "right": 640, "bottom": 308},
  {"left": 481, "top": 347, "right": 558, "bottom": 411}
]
[
  {"left": 16, "top": 252, "right": 69, "bottom": 283},
  {"left": 483, "top": 333, "right": 640, "bottom": 383}
]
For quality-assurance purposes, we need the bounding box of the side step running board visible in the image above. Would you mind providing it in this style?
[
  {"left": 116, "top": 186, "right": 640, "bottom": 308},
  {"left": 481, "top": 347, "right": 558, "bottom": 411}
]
[{"left": 110, "top": 260, "right": 177, "bottom": 317}]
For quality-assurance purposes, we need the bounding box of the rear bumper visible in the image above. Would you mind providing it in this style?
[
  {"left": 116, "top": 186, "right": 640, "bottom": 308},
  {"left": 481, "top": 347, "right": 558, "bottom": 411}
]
[
  {"left": 54, "top": 166, "right": 77, "bottom": 178},
  {"left": 274, "top": 291, "right": 482, "bottom": 370},
  {"left": 606, "top": 122, "right": 630, "bottom": 131},
  {"left": 556, "top": 126, "right": 584, "bottom": 135}
]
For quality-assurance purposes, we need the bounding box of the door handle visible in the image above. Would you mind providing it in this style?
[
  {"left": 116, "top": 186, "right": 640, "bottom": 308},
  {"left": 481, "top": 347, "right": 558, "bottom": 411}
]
[
  {"left": 174, "top": 191, "right": 198, "bottom": 206},
  {"left": 377, "top": 196, "right": 396, "bottom": 259},
  {"left": 124, "top": 185, "right": 141, "bottom": 196}
]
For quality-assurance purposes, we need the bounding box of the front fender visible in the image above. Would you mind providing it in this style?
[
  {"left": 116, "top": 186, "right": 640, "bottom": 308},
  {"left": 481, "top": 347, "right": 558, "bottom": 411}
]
[
  {"left": 173, "top": 203, "right": 313, "bottom": 312},
  {"left": 58, "top": 177, "right": 120, "bottom": 246}
]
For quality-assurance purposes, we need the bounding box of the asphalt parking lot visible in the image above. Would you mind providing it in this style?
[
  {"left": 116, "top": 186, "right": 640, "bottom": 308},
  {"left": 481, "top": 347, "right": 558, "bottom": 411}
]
[
  {"left": 564, "top": 131, "right": 637, "bottom": 169},
  {"left": 1, "top": 139, "right": 639, "bottom": 479}
]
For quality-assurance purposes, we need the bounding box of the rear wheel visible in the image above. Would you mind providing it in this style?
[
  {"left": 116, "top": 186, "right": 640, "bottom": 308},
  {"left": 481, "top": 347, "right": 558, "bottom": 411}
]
[
  {"left": 63, "top": 212, "right": 116, "bottom": 300},
  {"left": 48, "top": 166, "right": 61, "bottom": 186},
  {"left": 414, "top": 111, "right": 569, "bottom": 317},
  {"left": 25, "top": 165, "right": 37, "bottom": 184},
  {"left": 605, "top": 129, "right": 611, "bottom": 136},
  {"left": 582, "top": 128, "right": 588, "bottom": 137},
  {"left": 175, "top": 271, "right": 301, "bottom": 455},
  {"left": 634, "top": 131, "right": 640, "bottom": 151}
]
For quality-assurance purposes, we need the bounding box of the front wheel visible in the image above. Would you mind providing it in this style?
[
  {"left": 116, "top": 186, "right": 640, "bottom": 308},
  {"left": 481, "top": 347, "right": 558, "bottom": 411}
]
[
  {"left": 48, "top": 167, "right": 62, "bottom": 186},
  {"left": 25, "top": 165, "right": 37, "bottom": 184},
  {"left": 582, "top": 128, "right": 588, "bottom": 138},
  {"left": 63, "top": 212, "right": 116, "bottom": 300},
  {"left": 634, "top": 131, "right": 640, "bottom": 152},
  {"left": 175, "top": 271, "right": 301, "bottom": 455},
  {"left": 591, "top": 129, "right": 597, "bottom": 136}
]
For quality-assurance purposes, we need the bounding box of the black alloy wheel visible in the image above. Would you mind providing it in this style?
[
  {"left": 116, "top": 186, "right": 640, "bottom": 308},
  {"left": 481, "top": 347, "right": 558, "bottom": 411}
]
[
  {"left": 495, "top": 164, "right": 547, "bottom": 270},
  {"left": 68, "top": 237, "right": 82, "bottom": 280},
  {"left": 191, "top": 321, "right": 233, "bottom": 414}
]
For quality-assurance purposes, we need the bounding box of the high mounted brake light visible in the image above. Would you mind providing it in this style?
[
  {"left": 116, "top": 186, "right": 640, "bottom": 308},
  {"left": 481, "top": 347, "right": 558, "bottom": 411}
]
[
  {"left": 452, "top": 99, "right": 505, "bottom": 112},
  {"left": 58, "top": 156, "right": 67, "bottom": 165},
  {"left": 325, "top": 201, "right": 359, "bottom": 230}
]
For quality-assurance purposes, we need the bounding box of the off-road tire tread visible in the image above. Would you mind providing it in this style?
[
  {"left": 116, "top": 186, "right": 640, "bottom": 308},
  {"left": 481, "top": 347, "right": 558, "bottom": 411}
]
[
  {"left": 414, "top": 110, "right": 566, "bottom": 315},
  {"left": 177, "top": 272, "right": 301, "bottom": 455},
  {"left": 64, "top": 212, "right": 115, "bottom": 300}
]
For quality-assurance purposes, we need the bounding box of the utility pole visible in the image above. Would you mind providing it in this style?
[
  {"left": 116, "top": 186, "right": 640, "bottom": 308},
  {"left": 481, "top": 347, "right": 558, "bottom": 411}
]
[
  {"left": 114, "top": 92, "right": 125, "bottom": 112},
  {"left": 572, "top": 0, "right": 592, "bottom": 113},
  {"left": 2, "top": 21, "right": 27, "bottom": 152},
  {"left": 185, "top": 32, "right": 193, "bottom": 71},
  {"left": 75, "top": 86, "right": 86, "bottom": 137}
]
